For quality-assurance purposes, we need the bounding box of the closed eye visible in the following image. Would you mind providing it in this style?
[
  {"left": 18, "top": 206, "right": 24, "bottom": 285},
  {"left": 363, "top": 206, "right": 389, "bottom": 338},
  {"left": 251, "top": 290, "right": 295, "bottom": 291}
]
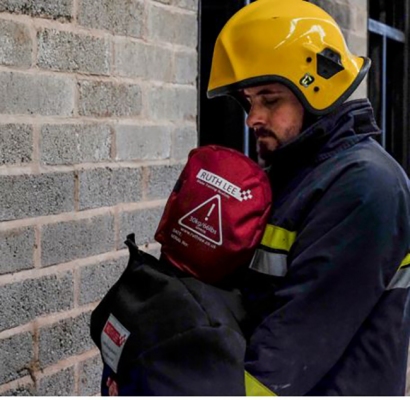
[{"left": 262, "top": 97, "right": 279, "bottom": 107}]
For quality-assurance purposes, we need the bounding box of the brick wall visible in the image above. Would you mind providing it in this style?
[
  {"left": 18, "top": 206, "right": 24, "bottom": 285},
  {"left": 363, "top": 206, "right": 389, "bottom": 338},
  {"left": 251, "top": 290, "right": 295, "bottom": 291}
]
[
  {"left": 310, "top": 0, "right": 368, "bottom": 99},
  {"left": 0, "top": 0, "right": 198, "bottom": 395}
]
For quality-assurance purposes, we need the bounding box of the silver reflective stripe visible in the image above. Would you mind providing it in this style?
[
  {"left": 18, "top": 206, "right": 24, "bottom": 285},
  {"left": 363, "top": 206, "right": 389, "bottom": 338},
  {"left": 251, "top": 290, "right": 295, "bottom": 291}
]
[
  {"left": 387, "top": 267, "right": 410, "bottom": 290},
  {"left": 249, "top": 249, "right": 288, "bottom": 277}
]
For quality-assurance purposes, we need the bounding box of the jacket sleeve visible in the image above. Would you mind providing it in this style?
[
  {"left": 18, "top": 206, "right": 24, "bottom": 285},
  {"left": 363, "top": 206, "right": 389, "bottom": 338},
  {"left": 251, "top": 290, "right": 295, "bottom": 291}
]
[
  {"left": 245, "top": 162, "right": 410, "bottom": 395},
  {"left": 132, "top": 325, "right": 246, "bottom": 396}
]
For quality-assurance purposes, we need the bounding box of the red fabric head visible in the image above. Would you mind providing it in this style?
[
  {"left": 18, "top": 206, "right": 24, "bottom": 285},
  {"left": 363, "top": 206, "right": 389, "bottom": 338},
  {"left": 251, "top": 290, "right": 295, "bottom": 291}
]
[{"left": 155, "top": 145, "right": 272, "bottom": 283}]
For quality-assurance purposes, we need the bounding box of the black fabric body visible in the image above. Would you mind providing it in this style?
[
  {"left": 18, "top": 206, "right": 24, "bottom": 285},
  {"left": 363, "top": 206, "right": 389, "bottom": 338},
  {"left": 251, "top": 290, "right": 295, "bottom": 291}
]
[
  {"left": 90, "top": 235, "right": 247, "bottom": 396},
  {"left": 241, "top": 99, "right": 410, "bottom": 395}
]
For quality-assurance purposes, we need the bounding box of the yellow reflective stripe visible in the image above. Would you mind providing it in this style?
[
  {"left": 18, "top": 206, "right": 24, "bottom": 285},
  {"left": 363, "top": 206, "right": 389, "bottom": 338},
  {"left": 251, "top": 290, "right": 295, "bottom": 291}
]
[
  {"left": 261, "top": 224, "right": 297, "bottom": 252},
  {"left": 399, "top": 253, "right": 410, "bottom": 269},
  {"left": 245, "top": 371, "right": 276, "bottom": 396}
]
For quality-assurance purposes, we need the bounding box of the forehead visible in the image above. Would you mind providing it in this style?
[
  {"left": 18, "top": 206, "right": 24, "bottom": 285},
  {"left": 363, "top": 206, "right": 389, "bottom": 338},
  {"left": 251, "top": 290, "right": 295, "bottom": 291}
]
[{"left": 242, "top": 83, "right": 289, "bottom": 97}]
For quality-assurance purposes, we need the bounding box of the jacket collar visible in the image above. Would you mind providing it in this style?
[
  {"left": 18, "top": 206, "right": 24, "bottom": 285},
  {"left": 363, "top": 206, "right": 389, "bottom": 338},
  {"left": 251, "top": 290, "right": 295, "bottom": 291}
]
[{"left": 267, "top": 99, "right": 380, "bottom": 177}]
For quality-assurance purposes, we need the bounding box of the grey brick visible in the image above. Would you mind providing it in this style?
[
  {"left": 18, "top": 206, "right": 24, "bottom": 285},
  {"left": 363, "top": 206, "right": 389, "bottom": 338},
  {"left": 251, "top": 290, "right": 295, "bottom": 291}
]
[
  {"left": 172, "top": 126, "right": 197, "bottom": 160},
  {"left": 327, "top": 2, "right": 353, "bottom": 30},
  {"left": 0, "top": 124, "right": 32, "bottom": 165},
  {"left": 79, "top": 355, "right": 103, "bottom": 396},
  {"left": 174, "top": 50, "right": 197, "bottom": 84},
  {"left": 40, "top": 124, "right": 111, "bottom": 165},
  {"left": 116, "top": 125, "right": 171, "bottom": 161},
  {"left": 39, "top": 312, "right": 94, "bottom": 367},
  {"left": 147, "top": 86, "right": 196, "bottom": 121},
  {"left": 78, "top": 80, "right": 142, "bottom": 117},
  {"left": 0, "top": 71, "right": 74, "bottom": 116},
  {"left": 172, "top": 0, "right": 198, "bottom": 11},
  {"left": 38, "top": 366, "right": 75, "bottom": 396},
  {"left": 342, "top": 29, "right": 367, "bottom": 56},
  {"left": 353, "top": 9, "right": 367, "bottom": 34},
  {"left": 79, "top": 167, "right": 142, "bottom": 210},
  {"left": 37, "top": 29, "right": 110, "bottom": 75},
  {"left": 1, "top": 383, "right": 35, "bottom": 396},
  {"left": 78, "top": 0, "right": 144, "bottom": 38},
  {"left": 79, "top": 256, "right": 127, "bottom": 305},
  {"left": 0, "top": 172, "right": 75, "bottom": 222},
  {"left": 0, "top": 226, "right": 35, "bottom": 275},
  {"left": 0, "top": 0, "right": 72, "bottom": 20},
  {"left": 152, "top": 0, "right": 171, "bottom": 5},
  {"left": 41, "top": 215, "right": 115, "bottom": 267},
  {"left": 310, "top": 0, "right": 355, "bottom": 31},
  {"left": 120, "top": 207, "right": 164, "bottom": 248},
  {"left": 114, "top": 40, "right": 173, "bottom": 82},
  {"left": 148, "top": 4, "right": 197, "bottom": 47},
  {"left": 146, "top": 164, "right": 183, "bottom": 200},
  {"left": 0, "top": 272, "right": 74, "bottom": 331},
  {"left": 0, "top": 19, "right": 32, "bottom": 68},
  {"left": 0, "top": 332, "right": 34, "bottom": 385}
]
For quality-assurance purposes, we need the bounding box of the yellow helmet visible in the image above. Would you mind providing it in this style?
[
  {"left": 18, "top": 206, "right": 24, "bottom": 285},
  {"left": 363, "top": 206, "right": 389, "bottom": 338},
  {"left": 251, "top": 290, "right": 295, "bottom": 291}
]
[{"left": 207, "top": 0, "right": 371, "bottom": 115}]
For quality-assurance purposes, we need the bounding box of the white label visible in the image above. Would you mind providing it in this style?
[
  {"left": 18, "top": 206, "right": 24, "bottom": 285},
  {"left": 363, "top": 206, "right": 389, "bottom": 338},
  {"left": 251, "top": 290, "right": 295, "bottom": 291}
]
[
  {"left": 196, "top": 169, "right": 244, "bottom": 201},
  {"left": 178, "top": 194, "right": 223, "bottom": 246},
  {"left": 101, "top": 314, "right": 130, "bottom": 373}
]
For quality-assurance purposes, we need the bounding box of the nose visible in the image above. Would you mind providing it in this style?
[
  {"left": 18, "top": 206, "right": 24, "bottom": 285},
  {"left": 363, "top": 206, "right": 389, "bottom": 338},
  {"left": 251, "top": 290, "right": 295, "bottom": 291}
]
[{"left": 246, "top": 104, "right": 266, "bottom": 129}]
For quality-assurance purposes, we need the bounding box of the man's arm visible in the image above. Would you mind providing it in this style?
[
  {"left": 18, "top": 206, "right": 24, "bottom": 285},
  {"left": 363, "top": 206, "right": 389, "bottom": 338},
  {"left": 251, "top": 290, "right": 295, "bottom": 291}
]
[{"left": 245, "top": 163, "right": 410, "bottom": 395}]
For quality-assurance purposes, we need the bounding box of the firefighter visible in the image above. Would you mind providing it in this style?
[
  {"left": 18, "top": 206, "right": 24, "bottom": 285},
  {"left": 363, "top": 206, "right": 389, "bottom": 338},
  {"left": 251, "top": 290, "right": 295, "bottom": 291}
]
[{"left": 207, "top": 0, "right": 410, "bottom": 395}]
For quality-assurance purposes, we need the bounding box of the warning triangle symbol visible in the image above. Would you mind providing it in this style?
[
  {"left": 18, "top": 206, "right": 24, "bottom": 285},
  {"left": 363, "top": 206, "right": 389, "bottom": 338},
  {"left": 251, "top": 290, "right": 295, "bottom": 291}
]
[{"left": 178, "top": 194, "right": 223, "bottom": 245}]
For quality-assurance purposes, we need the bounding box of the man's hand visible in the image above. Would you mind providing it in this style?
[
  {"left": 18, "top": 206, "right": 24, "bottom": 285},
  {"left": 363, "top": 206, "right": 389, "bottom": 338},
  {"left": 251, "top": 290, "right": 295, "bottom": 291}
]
[{"left": 107, "top": 377, "right": 119, "bottom": 396}]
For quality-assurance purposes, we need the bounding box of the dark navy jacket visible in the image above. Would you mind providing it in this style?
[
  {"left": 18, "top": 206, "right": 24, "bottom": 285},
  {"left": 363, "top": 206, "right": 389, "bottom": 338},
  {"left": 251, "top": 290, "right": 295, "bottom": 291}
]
[
  {"left": 242, "top": 99, "right": 410, "bottom": 395},
  {"left": 91, "top": 236, "right": 248, "bottom": 396}
]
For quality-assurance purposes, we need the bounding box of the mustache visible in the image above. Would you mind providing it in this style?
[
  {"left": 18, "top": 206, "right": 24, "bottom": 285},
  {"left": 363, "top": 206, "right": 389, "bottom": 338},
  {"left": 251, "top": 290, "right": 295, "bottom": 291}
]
[{"left": 254, "top": 127, "right": 277, "bottom": 139}]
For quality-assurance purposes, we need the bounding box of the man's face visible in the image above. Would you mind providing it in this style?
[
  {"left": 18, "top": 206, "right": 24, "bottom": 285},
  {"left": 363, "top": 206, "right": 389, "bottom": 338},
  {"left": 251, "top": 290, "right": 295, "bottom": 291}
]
[{"left": 243, "top": 83, "right": 304, "bottom": 160}]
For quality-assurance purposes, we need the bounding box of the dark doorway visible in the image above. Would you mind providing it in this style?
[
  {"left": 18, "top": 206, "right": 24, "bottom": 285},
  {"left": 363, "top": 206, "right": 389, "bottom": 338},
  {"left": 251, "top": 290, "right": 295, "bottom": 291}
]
[
  {"left": 198, "top": 0, "right": 257, "bottom": 159},
  {"left": 368, "top": 1, "right": 410, "bottom": 175}
]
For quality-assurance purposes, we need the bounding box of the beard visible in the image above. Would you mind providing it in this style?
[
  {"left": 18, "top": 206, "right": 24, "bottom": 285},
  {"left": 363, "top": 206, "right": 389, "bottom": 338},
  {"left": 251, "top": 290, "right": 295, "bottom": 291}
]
[{"left": 254, "top": 128, "right": 280, "bottom": 162}]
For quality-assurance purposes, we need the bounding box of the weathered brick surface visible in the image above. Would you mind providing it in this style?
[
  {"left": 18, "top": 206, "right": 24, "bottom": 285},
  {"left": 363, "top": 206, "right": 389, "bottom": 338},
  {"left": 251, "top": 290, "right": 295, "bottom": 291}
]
[
  {"left": 79, "top": 355, "right": 103, "bottom": 396},
  {"left": 148, "top": 4, "right": 197, "bottom": 47},
  {"left": 145, "top": 164, "right": 183, "bottom": 200},
  {"left": 119, "top": 207, "right": 165, "bottom": 248},
  {"left": 0, "top": 124, "right": 32, "bottom": 165},
  {"left": 0, "top": 72, "right": 74, "bottom": 116},
  {"left": 0, "top": 332, "right": 34, "bottom": 385},
  {"left": 79, "top": 256, "right": 127, "bottom": 305},
  {"left": 37, "top": 367, "right": 75, "bottom": 396},
  {"left": 0, "top": 0, "right": 73, "bottom": 20},
  {"left": 0, "top": 0, "right": 199, "bottom": 393},
  {"left": 172, "top": 126, "right": 197, "bottom": 160},
  {"left": 0, "top": 172, "right": 75, "bottom": 222},
  {"left": 37, "top": 29, "right": 110, "bottom": 75},
  {"left": 115, "top": 124, "right": 171, "bottom": 161},
  {"left": 342, "top": 29, "right": 367, "bottom": 56},
  {"left": 1, "top": 383, "right": 35, "bottom": 396},
  {"left": 78, "top": 80, "right": 142, "bottom": 117},
  {"left": 79, "top": 168, "right": 142, "bottom": 210},
  {"left": 147, "top": 86, "right": 196, "bottom": 121},
  {"left": 41, "top": 215, "right": 115, "bottom": 267},
  {"left": 78, "top": 0, "right": 144, "bottom": 38},
  {"left": 38, "top": 312, "right": 94, "bottom": 367},
  {"left": 0, "top": 226, "right": 35, "bottom": 275},
  {"left": 174, "top": 50, "right": 197, "bottom": 84},
  {"left": 0, "top": 19, "right": 32, "bottom": 68},
  {"left": 40, "top": 124, "right": 111, "bottom": 165},
  {"left": 0, "top": 272, "right": 74, "bottom": 331},
  {"left": 173, "top": 0, "right": 198, "bottom": 11},
  {"left": 114, "top": 40, "right": 173, "bottom": 82}
]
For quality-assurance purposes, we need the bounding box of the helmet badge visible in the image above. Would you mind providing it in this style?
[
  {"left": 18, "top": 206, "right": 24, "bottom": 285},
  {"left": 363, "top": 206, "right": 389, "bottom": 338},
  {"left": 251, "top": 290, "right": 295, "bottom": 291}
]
[{"left": 300, "top": 73, "right": 315, "bottom": 88}]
